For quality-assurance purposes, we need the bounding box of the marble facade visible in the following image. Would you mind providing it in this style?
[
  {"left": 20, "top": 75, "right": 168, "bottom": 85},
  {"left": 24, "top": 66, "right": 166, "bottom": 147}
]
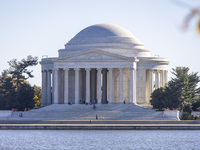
[{"left": 40, "top": 24, "right": 169, "bottom": 106}]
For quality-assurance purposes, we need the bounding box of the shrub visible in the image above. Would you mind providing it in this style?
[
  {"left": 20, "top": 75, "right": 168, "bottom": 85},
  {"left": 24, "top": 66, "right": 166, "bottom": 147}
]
[
  {"left": 192, "top": 100, "right": 200, "bottom": 111},
  {"left": 181, "top": 112, "right": 200, "bottom": 120},
  {"left": 181, "top": 112, "right": 191, "bottom": 120},
  {"left": 183, "top": 105, "right": 192, "bottom": 114},
  {"left": 150, "top": 87, "right": 166, "bottom": 110}
]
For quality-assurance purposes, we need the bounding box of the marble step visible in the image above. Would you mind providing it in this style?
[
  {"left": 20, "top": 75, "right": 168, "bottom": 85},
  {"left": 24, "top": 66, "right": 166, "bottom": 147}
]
[{"left": 8, "top": 104, "right": 174, "bottom": 120}]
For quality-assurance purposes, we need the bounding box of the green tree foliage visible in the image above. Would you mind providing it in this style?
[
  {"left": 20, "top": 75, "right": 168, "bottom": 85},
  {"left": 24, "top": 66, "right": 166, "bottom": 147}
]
[
  {"left": 8, "top": 55, "right": 38, "bottom": 91},
  {"left": 169, "top": 67, "right": 200, "bottom": 110},
  {"left": 0, "top": 71, "right": 17, "bottom": 110},
  {"left": 8, "top": 55, "right": 38, "bottom": 110},
  {"left": 0, "top": 56, "right": 39, "bottom": 111},
  {"left": 0, "top": 71, "right": 36, "bottom": 111},
  {"left": 164, "top": 82, "right": 182, "bottom": 110},
  {"left": 150, "top": 87, "right": 166, "bottom": 110},
  {"left": 150, "top": 67, "right": 200, "bottom": 111},
  {"left": 33, "top": 85, "right": 41, "bottom": 107},
  {"left": 191, "top": 96, "right": 200, "bottom": 111},
  {"left": 17, "top": 82, "right": 35, "bottom": 110},
  {"left": 181, "top": 112, "right": 191, "bottom": 120}
]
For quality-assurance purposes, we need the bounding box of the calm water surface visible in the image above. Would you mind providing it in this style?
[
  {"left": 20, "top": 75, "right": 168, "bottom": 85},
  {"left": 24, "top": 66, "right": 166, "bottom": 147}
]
[{"left": 0, "top": 130, "right": 199, "bottom": 150}]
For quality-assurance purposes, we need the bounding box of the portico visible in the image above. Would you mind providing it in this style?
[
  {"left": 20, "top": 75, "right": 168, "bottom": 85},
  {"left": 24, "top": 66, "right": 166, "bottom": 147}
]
[{"left": 41, "top": 50, "right": 139, "bottom": 105}]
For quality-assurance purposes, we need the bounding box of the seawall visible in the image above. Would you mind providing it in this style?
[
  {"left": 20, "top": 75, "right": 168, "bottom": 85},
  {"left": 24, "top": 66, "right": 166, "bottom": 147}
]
[{"left": 0, "top": 120, "right": 200, "bottom": 130}]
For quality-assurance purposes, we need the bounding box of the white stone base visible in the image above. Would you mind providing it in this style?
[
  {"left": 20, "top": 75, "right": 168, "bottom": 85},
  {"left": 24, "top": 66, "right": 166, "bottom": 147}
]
[
  {"left": 0, "top": 110, "right": 13, "bottom": 117},
  {"left": 164, "top": 110, "right": 180, "bottom": 120},
  {"left": 191, "top": 111, "right": 200, "bottom": 116}
]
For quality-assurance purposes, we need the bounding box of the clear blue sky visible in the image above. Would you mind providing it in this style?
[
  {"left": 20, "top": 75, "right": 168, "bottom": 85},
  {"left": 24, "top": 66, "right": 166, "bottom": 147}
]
[{"left": 0, "top": 0, "right": 199, "bottom": 86}]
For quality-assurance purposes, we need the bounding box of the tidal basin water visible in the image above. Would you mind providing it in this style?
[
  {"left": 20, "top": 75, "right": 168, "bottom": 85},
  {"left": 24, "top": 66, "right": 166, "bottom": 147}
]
[{"left": 0, "top": 130, "right": 199, "bottom": 150}]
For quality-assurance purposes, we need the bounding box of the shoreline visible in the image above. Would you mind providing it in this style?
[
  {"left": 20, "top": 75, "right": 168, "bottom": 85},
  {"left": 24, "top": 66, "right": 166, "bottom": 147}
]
[
  {"left": 0, "top": 120, "right": 200, "bottom": 130},
  {"left": 1, "top": 124, "right": 200, "bottom": 130}
]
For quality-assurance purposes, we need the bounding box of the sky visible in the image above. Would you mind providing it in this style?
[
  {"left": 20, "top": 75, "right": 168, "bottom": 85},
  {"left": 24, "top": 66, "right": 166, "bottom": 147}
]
[{"left": 0, "top": 0, "right": 199, "bottom": 86}]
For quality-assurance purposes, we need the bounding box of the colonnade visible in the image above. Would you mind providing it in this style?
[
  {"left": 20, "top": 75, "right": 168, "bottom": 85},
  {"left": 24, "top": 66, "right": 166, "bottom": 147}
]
[
  {"left": 41, "top": 68, "right": 168, "bottom": 106},
  {"left": 41, "top": 68, "right": 136, "bottom": 106},
  {"left": 149, "top": 69, "right": 168, "bottom": 94}
]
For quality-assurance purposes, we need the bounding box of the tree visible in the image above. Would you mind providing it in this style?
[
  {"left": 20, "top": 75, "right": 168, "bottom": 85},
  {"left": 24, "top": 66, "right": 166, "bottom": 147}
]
[
  {"left": 150, "top": 67, "right": 200, "bottom": 112},
  {"left": 0, "top": 70, "right": 17, "bottom": 110},
  {"left": 164, "top": 84, "right": 182, "bottom": 110},
  {"left": 8, "top": 55, "right": 38, "bottom": 110},
  {"left": 150, "top": 87, "right": 166, "bottom": 110},
  {"left": 0, "top": 56, "right": 38, "bottom": 110},
  {"left": 17, "top": 82, "right": 35, "bottom": 111},
  {"left": 8, "top": 55, "right": 38, "bottom": 91},
  {"left": 0, "top": 71, "right": 36, "bottom": 111},
  {"left": 169, "top": 67, "right": 200, "bottom": 111}
]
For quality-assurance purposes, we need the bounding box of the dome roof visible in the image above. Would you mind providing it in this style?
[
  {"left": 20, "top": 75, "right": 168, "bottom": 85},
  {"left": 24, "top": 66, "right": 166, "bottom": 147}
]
[
  {"left": 67, "top": 24, "right": 143, "bottom": 46},
  {"left": 61, "top": 24, "right": 151, "bottom": 58},
  {"left": 74, "top": 24, "right": 135, "bottom": 38}
]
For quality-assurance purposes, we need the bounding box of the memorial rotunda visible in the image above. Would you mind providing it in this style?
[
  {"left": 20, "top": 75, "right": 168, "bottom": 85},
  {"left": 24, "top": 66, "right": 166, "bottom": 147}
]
[{"left": 40, "top": 24, "right": 169, "bottom": 106}]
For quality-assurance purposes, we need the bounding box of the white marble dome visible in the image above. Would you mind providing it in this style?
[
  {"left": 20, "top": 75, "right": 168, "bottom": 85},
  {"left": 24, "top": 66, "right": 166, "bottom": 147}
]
[
  {"left": 59, "top": 24, "right": 151, "bottom": 57},
  {"left": 73, "top": 24, "right": 134, "bottom": 37}
]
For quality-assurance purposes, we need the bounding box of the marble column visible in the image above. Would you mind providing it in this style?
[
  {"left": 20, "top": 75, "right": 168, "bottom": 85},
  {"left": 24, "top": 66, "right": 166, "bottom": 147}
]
[
  {"left": 64, "top": 68, "right": 69, "bottom": 104},
  {"left": 53, "top": 69, "right": 59, "bottom": 104},
  {"left": 46, "top": 70, "right": 51, "bottom": 105},
  {"left": 102, "top": 69, "right": 107, "bottom": 103},
  {"left": 133, "top": 69, "right": 137, "bottom": 104},
  {"left": 149, "top": 69, "right": 154, "bottom": 93},
  {"left": 86, "top": 68, "right": 90, "bottom": 103},
  {"left": 129, "top": 68, "right": 134, "bottom": 104},
  {"left": 108, "top": 68, "right": 113, "bottom": 104},
  {"left": 74, "top": 68, "right": 80, "bottom": 104},
  {"left": 97, "top": 68, "right": 102, "bottom": 104},
  {"left": 156, "top": 70, "right": 160, "bottom": 89},
  {"left": 161, "top": 70, "right": 165, "bottom": 87},
  {"left": 119, "top": 68, "right": 123, "bottom": 103},
  {"left": 41, "top": 70, "right": 47, "bottom": 106},
  {"left": 90, "top": 69, "right": 97, "bottom": 103},
  {"left": 143, "top": 69, "right": 147, "bottom": 103},
  {"left": 165, "top": 70, "right": 168, "bottom": 85}
]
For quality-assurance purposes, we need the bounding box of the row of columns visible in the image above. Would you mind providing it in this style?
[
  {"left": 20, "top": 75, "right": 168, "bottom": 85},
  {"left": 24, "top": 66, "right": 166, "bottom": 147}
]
[
  {"left": 149, "top": 69, "right": 168, "bottom": 94},
  {"left": 41, "top": 68, "right": 136, "bottom": 106},
  {"left": 41, "top": 68, "right": 168, "bottom": 106},
  {"left": 59, "top": 68, "right": 135, "bottom": 104}
]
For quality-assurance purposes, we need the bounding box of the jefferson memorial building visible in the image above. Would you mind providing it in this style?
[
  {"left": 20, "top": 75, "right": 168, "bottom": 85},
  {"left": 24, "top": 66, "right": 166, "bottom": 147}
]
[{"left": 40, "top": 24, "right": 169, "bottom": 106}]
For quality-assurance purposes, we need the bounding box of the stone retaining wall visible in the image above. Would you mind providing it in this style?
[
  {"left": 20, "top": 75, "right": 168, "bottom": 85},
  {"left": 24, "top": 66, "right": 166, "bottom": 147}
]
[
  {"left": 163, "top": 110, "right": 180, "bottom": 120},
  {"left": 0, "top": 111, "right": 12, "bottom": 117}
]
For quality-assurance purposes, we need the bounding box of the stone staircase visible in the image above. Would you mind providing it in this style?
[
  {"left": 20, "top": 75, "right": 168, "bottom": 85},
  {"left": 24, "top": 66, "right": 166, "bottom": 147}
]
[{"left": 9, "top": 104, "right": 177, "bottom": 121}]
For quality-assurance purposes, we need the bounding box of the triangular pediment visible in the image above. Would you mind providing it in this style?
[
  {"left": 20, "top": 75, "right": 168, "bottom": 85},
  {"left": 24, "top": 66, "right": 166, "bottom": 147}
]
[{"left": 58, "top": 50, "right": 133, "bottom": 61}]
